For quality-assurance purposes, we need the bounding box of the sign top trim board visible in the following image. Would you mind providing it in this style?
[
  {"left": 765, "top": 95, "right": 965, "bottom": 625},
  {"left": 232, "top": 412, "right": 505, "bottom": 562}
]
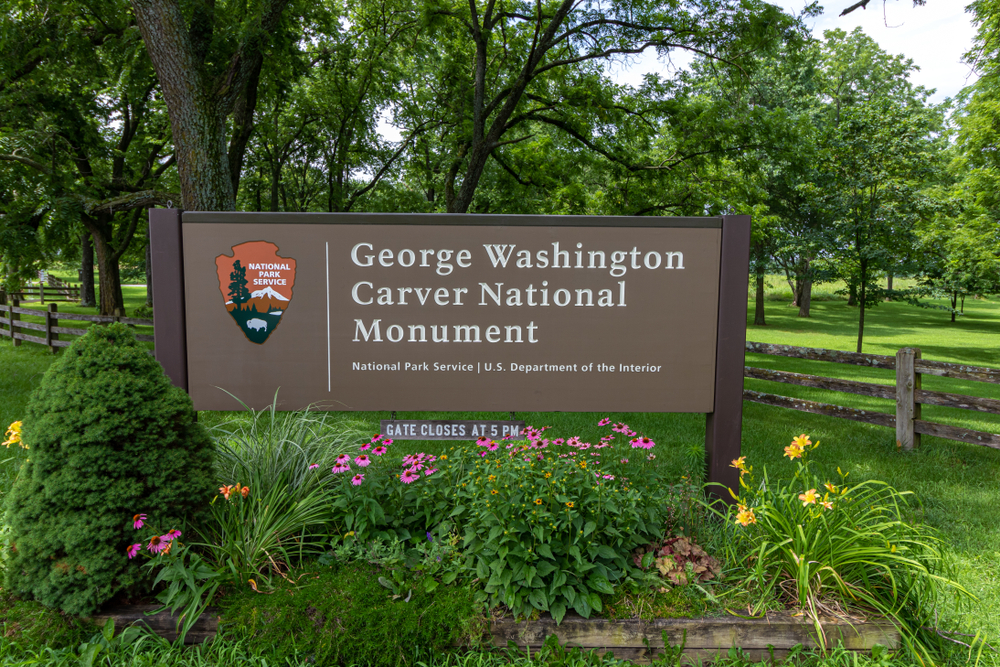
[{"left": 181, "top": 211, "right": 723, "bottom": 228}]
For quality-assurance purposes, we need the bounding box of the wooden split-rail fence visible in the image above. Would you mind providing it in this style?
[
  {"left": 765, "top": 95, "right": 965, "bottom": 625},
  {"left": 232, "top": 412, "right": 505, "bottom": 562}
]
[
  {"left": 0, "top": 299, "right": 153, "bottom": 352},
  {"left": 1, "top": 279, "right": 82, "bottom": 304},
  {"left": 2, "top": 312, "right": 997, "bottom": 451},
  {"left": 745, "top": 341, "right": 1000, "bottom": 450}
]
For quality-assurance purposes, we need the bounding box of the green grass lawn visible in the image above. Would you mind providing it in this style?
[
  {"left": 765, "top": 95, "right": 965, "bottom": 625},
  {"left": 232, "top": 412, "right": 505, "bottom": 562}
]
[{"left": 2, "top": 283, "right": 1000, "bottom": 662}]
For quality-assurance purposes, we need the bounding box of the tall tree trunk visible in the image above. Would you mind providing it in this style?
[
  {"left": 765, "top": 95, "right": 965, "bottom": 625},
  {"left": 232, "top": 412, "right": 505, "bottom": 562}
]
[
  {"left": 951, "top": 291, "right": 958, "bottom": 322},
  {"left": 797, "top": 258, "right": 811, "bottom": 317},
  {"left": 270, "top": 163, "right": 281, "bottom": 211},
  {"left": 80, "top": 231, "right": 96, "bottom": 307},
  {"left": 145, "top": 239, "right": 153, "bottom": 307},
  {"left": 798, "top": 278, "right": 812, "bottom": 317},
  {"left": 847, "top": 280, "right": 857, "bottom": 306},
  {"left": 130, "top": 0, "right": 288, "bottom": 211},
  {"left": 754, "top": 270, "right": 766, "bottom": 326},
  {"left": 856, "top": 261, "right": 867, "bottom": 353},
  {"left": 92, "top": 230, "right": 126, "bottom": 316},
  {"left": 885, "top": 272, "right": 893, "bottom": 301},
  {"left": 961, "top": 293, "right": 965, "bottom": 313},
  {"left": 227, "top": 60, "right": 263, "bottom": 198}
]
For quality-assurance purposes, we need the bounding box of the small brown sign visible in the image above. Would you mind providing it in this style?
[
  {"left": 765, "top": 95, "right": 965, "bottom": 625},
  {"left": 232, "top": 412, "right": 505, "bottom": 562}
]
[{"left": 380, "top": 420, "right": 526, "bottom": 441}]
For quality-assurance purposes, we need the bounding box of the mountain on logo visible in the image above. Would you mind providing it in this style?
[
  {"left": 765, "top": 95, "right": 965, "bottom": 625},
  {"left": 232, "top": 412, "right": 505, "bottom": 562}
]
[{"left": 215, "top": 241, "right": 297, "bottom": 344}]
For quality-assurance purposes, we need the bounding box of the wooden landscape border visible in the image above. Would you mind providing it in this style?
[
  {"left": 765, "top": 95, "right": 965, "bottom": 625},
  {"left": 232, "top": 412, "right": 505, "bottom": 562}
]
[
  {"left": 149, "top": 209, "right": 751, "bottom": 494},
  {"left": 90, "top": 605, "right": 899, "bottom": 662},
  {"left": 489, "top": 614, "right": 900, "bottom": 663}
]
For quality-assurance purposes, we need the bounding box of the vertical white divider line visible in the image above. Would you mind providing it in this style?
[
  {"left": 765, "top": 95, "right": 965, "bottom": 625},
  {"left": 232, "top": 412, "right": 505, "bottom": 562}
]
[{"left": 326, "top": 241, "right": 331, "bottom": 392}]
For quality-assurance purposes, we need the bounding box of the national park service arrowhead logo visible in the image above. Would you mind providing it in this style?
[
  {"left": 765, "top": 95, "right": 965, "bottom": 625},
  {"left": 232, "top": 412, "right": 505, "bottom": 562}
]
[{"left": 215, "top": 241, "right": 296, "bottom": 344}]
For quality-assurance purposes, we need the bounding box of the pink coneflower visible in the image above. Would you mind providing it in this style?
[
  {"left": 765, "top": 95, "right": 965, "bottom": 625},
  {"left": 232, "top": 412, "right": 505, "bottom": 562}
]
[
  {"left": 383, "top": 439, "right": 393, "bottom": 445},
  {"left": 126, "top": 543, "right": 141, "bottom": 559},
  {"left": 631, "top": 436, "right": 655, "bottom": 450},
  {"left": 147, "top": 535, "right": 167, "bottom": 554},
  {"left": 566, "top": 436, "right": 582, "bottom": 446},
  {"left": 603, "top": 474, "right": 615, "bottom": 480},
  {"left": 309, "top": 463, "right": 320, "bottom": 470},
  {"left": 598, "top": 418, "right": 611, "bottom": 426},
  {"left": 524, "top": 427, "right": 540, "bottom": 439},
  {"left": 359, "top": 443, "right": 372, "bottom": 451},
  {"left": 336, "top": 454, "right": 351, "bottom": 464},
  {"left": 424, "top": 468, "right": 438, "bottom": 476},
  {"left": 372, "top": 445, "right": 387, "bottom": 455},
  {"left": 351, "top": 474, "right": 365, "bottom": 486},
  {"left": 620, "top": 458, "right": 629, "bottom": 464},
  {"left": 355, "top": 454, "right": 371, "bottom": 467},
  {"left": 163, "top": 529, "right": 182, "bottom": 541},
  {"left": 132, "top": 513, "right": 146, "bottom": 529},
  {"left": 332, "top": 463, "right": 351, "bottom": 473},
  {"left": 477, "top": 436, "right": 490, "bottom": 446},
  {"left": 487, "top": 442, "right": 499, "bottom": 451},
  {"left": 371, "top": 434, "right": 382, "bottom": 442},
  {"left": 403, "top": 453, "right": 420, "bottom": 466},
  {"left": 579, "top": 443, "right": 591, "bottom": 450},
  {"left": 612, "top": 423, "right": 629, "bottom": 433},
  {"left": 647, "top": 453, "right": 656, "bottom": 460},
  {"left": 552, "top": 438, "right": 565, "bottom": 445},
  {"left": 400, "top": 468, "right": 420, "bottom": 483},
  {"left": 479, "top": 451, "right": 488, "bottom": 457}
]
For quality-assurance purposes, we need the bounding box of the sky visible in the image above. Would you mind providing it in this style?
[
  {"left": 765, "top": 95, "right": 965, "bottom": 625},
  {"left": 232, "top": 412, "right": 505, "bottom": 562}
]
[{"left": 610, "top": 1, "right": 980, "bottom": 104}]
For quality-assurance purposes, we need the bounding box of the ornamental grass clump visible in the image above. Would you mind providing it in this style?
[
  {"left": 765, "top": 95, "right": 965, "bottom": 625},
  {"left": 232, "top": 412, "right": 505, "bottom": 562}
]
[
  {"left": 717, "top": 434, "right": 969, "bottom": 661},
  {"left": 3, "top": 323, "right": 215, "bottom": 615}
]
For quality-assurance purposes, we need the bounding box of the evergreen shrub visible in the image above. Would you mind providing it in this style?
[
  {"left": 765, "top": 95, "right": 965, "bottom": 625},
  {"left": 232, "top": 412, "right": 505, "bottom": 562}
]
[{"left": 3, "top": 323, "right": 215, "bottom": 615}]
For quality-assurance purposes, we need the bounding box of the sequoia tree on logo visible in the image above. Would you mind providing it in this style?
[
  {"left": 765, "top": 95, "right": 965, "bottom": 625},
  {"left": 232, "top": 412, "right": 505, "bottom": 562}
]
[{"left": 215, "top": 241, "right": 297, "bottom": 344}]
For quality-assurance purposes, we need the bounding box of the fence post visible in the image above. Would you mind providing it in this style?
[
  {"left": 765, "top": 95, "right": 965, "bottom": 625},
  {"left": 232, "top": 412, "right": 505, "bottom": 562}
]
[
  {"left": 11, "top": 297, "right": 20, "bottom": 347},
  {"left": 47, "top": 303, "right": 59, "bottom": 353},
  {"left": 895, "top": 347, "right": 921, "bottom": 450},
  {"left": 39, "top": 280, "right": 45, "bottom": 304}
]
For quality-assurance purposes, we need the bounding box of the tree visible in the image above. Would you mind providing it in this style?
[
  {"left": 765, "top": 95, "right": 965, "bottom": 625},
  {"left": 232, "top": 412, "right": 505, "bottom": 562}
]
[
  {"left": 822, "top": 98, "right": 939, "bottom": 352},
  {"left": 128, "top": 0, "right": 296, "bottom": 211},
  {"left": 228, "top": 260, "right": 250, "bottom": 308},
  {"left": 389, "top": 0, "right": 796, "bottom": 213},
  {"left": 0, "top": 1, "right": 178, "bottom": 314}
]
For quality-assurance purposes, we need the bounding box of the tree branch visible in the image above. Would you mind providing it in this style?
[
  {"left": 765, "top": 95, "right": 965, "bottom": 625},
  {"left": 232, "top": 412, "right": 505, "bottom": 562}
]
[
  {"left": 839, "top": 0, "right": 872, "bottom": 17},
  {"left": 84, "top": 190, "right": 180, "bottom": 214},
  {"left": 0, "top": 154, "right": 50, "bottom": 174}
]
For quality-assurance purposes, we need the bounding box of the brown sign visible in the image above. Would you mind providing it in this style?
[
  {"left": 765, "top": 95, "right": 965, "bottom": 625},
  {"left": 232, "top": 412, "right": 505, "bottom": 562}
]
[
  {"left": 178, "top": 214, "right": 722, "bottom": 412},
  {"left": 150, "top": 211, "right": 750, "bottom": 495}
]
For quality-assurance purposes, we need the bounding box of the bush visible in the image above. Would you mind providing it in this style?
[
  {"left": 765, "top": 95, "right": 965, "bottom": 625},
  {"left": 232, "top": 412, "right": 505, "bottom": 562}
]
[{"left": 3, "top": 323, "right": 216, "bottom": 615}]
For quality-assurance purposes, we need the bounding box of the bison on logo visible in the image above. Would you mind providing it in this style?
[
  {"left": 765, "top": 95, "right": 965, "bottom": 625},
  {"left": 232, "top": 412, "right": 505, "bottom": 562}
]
[{"left": 215, "top": 241, "right": 296, "bottom": 344}]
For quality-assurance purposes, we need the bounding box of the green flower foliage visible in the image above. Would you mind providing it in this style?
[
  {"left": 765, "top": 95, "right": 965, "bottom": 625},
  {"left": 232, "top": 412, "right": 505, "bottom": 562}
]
[{"left": 3, "top": 324, "right": 215, "bottom": 615}]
